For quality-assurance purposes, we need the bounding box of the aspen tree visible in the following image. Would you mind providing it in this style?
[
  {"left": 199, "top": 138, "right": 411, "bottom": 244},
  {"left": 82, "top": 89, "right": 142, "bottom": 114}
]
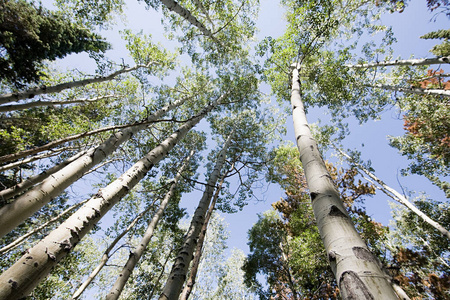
[
  {"left": 0, "top": 118, "right": 172, "bottom": 164},
  {"left": 106, "top": 150, "right": 195, "bottom": 300},
  {"left": 290, "top": 64, "right": 397, "bottom": 299},
  {"left": 369, "top": 83, "right": 450, "bottom": 98},
  {"left": 0, "top": 64, "right": 154, "bottom": 105},
  {"left": 180, "top": 165, "right": 230, "bottom": 300},
  {"left": 0, "top": 96, "right": 188, "bottom": 238},
  {"left": 0, "top": 95, "right": 115, "bottom": 112},
  {"left": 347, "top": 56, "right": 450, "bottom": 68},
  {"left": 337, "top": 149, "right": 450, "bottom": 239},
  {"left": 0, "top": 93, "right": 226, "bottom": 299},
  {"left": 159, "top": 131, "right": 234, "bottom": 300},
  {"left": 71, "top": 199, "right": 159, "bottom": 299}
]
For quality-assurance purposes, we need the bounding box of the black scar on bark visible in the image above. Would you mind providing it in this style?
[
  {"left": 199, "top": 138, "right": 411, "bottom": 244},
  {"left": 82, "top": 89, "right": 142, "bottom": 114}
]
[
  {"left": 329, "top": 205, "right": 347, "bottom": 218},
  {"left": 353, "top": 246, "right": 377, "bottom": 264},
  {"left": 310, "top": 192, "right": 319, "bottom": 202},
  {"left": 340, "top": 271, "right": 374, "bottom": 300}
]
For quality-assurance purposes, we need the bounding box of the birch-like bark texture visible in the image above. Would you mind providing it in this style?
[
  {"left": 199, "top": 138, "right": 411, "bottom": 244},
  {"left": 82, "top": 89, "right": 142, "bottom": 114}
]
[
  {"left": 0, "top": 95, "right": 115, "bottom": 112},
  {"left": 0, "top": 151, "right": 87, "bottom": 201},
  {"left": 0, "top": 199, "right": 88, "bottom": 255},
  {"left": 290, "top": 65, "right": 397, "bottom": 299},
  {"left": 338, "top": 149, "right": 450, "bottom": 240},
  {"left": 348, "top": 56, "right": 450, "bottom": 68},
  {"left": 179, "top": 166, "right": 229, "bottom": 300},
  {"left": 72, "top": 200, "right": 157, "bottom": 300},
  {"left": 0, "top": 95, "right": 224, "bottom": 299},
  {"left": 0, "top": 145, "right": 88, "bottom": 173},
  {"left": 159, "top": 133, "right": 233, "bottom": 300},
  {"left": 0, "top": 117, "right": 169, "bottom": 164},
  {"left": 0, "top": 64, "right": 154, "bottom": 105},
  {"left": 370, "top": 83, "right": 450, "bottom": 98},
  {"left": 160, "top": 0, "right": 220, "bottom": 44},
  {"left": 105, "top": 150, "right": 194, "bottom": 300},
  {"left": 0, "top": 96, "right": 187, "bottom": 239}
]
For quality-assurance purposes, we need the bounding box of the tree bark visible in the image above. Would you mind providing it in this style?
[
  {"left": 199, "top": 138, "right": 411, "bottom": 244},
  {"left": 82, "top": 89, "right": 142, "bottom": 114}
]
[
  {"left": 0, "top": 117, "right": 171, "bottom": 164},
  {"left": 160, "top": 0, "right": 220, "bottom": 44},
  {"left": 0, "top": 150, "right": 88, "bottom": 201},
  {"left": 71, "top": 199, "right": 158, "bottom": 300},
  {"left": 105, "top": 150, "right": 195, "bottom": 300},
  {"left": 0, "top": 94, "right": 225, "bottom": 299},
  {"left": 0, "top": 199, "right": 89, "bottom": 255},
  {"left": 179, "top": 165, "right": 230, "bottom": 300},
  {"left": 347, "top": 56, "right": 450, "bottom": 68},
  {"left": 369, "top": 83, "right": 450, "bottom": 98},
  {"left": 0, "top": 64, "right": 154, "bottom": 105},
  {"left": 0, "top": 145, "right": 90, "bottom": 173},
  {"left": 159, "top": 132, "right": 233, "bottom": 300},
  {"left": 0, "top": 95, "right": 115, "bottom": 112},
  {"left": 0, "top": 96, "right": 188, "bottom": 239},
  {"left": 290, "top": 64, "right": 397, "bottom": 299},
  {"left": 337, "top": 149, "right": 450, "bottom": 240}
]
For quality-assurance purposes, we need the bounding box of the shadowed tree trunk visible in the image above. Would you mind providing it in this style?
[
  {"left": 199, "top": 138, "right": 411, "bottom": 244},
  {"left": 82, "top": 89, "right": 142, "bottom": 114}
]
[
  {"left": 179, "top": 162, "right": 232, "bottom": 300},
  {"left": 105, "top": 150, "right": 195, "bottom": 300},
  {"left": 159, "top": 131, "right": 234, "bottom": 300},
  {"left": 0, "top": 95, "right": 189, "bottom": 239},
  {"left": 0, "top": 94, "right": 226, "bottom": 299}
]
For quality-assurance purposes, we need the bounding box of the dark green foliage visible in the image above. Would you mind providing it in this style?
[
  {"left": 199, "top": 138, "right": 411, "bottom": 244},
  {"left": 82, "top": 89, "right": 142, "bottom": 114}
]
[{"left": 0, "top": 0, "right": 110, "bottom": 86}]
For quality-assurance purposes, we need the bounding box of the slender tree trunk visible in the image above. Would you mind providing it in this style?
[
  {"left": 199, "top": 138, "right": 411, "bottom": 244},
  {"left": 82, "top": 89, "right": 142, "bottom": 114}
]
[
  {"left": 0, "top": 117, "right": 171, "bottom": 164},
  {"left": 347, "top": 56, "right": 450, "bottom": 68},
  {"left": 0, "top": 145, "right": 89, "bottom": 173},
  {"left": 0, "top": 95, "right": 115, "bottom": 112},
  {"left": 0, "top": 96, "right": 188, "bottom": 239},
  {"left": 160, "top": 0, "right": 220, "bottom": 44},
  {"left": 0, "top": 199, "right": 88, "bottom": 255},
  {"left": 179, "top": 165, "right": 230, "bottom": 300},
  {"left": 159, "top": 132, "right": 233, "bottom": 300},
  {"left": 337, "top": 149, "right": 450, "bottom": 240},
  {"left": 106, "top": 150, "right": 195, "bottom": 300},
  {"left": 0, "top": 94, "right": 225, "bottom": 299},
  {"left": 0, "top": 64, "right": 154, "bottom": 105},
  {"left": 148, "top": 246, "right": 176, "bottom": 300},
  {"left": 71, "top": 199, "right": 158, "bottom": 300},
  {"left": 290, "top": 64, "right": 397, "bottom": 299},
  {"left": 0, "top": 150, "right": 88, "bottom": 201},
  {"left": 369, "top": 83, "right": 450, "bottom": 98}
]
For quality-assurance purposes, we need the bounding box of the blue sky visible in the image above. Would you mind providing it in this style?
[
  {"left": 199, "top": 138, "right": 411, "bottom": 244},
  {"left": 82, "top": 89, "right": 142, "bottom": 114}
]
[{"left": 41, "top": 0, "right": 449, "bottom": 271}]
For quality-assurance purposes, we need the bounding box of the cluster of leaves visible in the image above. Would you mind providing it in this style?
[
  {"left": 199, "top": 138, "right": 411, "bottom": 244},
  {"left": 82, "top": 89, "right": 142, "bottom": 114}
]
[
  {"left": 0, "top": 0, "right": 110, "bottom": 86},
  {"left": 388, "top": 197, "right": 450, "bottom": 299}
]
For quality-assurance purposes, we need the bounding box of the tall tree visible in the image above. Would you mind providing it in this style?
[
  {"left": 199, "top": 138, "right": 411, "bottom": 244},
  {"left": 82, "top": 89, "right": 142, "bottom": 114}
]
[{"left": 0, "top": 92, "right": 226, "bottom": 299}]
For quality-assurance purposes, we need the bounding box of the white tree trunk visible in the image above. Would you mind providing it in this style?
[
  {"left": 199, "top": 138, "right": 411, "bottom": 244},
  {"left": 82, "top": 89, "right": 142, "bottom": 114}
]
[
  {"left": 105, "top": 150, "right": 194, "bottom": 300},
  {"left": 290, "top": 65, "right": 397, "bottom": 299},
  {"left": 0, "top": 96, "right": 188, "bottom": 239},
  {"left": 159, "top": 132, "right": 233, "bottom": 300},
  {"left": 370, "top": 83, "right": 450, "bottom": 98},
  {"left": 0, "top": 64, "right": 154, "bottom": 105},
  {"left": 0, "top": 151, "right": 87, "bottom": 201},
  {"left": 0, "top": 95, "right": 115, "bottom": 112},
  {"left": 179, "top": 163, "right": 231, "bottom": 300},
  {"left": 348, "top": 56, "right": 450, "bottom": 68},
  {"left": 160, "top": 0, "right": 220, "bottom": 44},
  {"left": 71, "top": 199, "right": 157, "bottom": 299},
  {"left": 0, "top": 199, "right": 88, "bottom": 255},
  {"left": 0, "top": 94, "right": 225, "bottom": 299},
  {"left": 338, "top": 149, "right": 450, "bottom": 240},
  {"left": 0, "top": 117, "right": 168, "bottom": 164}
]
